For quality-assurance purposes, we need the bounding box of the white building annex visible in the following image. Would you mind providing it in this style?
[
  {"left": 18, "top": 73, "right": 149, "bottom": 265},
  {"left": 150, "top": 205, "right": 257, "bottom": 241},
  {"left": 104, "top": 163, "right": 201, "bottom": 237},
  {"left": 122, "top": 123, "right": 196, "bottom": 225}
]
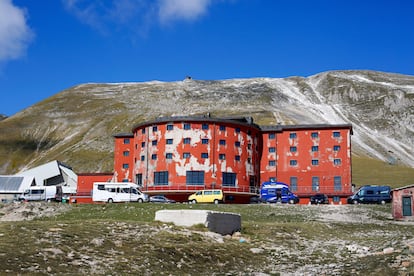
[{"left": 18, "top": 160, "right": 78, "bottom": 194}]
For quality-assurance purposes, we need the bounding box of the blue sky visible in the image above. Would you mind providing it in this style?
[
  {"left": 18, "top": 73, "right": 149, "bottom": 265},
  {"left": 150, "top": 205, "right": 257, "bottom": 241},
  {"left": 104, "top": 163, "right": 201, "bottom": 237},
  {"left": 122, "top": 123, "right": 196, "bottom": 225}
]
[{"left": 1, "top": 0, "right": 413, "bottom": 116}]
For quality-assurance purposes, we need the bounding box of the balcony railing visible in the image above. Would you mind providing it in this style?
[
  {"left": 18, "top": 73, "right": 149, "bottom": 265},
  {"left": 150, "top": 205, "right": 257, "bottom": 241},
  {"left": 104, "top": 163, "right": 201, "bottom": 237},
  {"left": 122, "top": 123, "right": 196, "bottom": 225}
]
[
  {"left": 75, "top": 185, "right": 353, "bottom": 197},
  {"left": 141, "top": 184, "right": 259, "bottom": 194}
]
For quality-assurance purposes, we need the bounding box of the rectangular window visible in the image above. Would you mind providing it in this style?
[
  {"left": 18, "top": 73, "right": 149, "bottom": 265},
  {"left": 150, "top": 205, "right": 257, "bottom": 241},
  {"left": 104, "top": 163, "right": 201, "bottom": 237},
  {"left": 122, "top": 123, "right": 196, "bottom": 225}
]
[
  {"left": 268, "top": 133, "right": 275, "bottom": 139},
  {"left": 334, "top": 159, "right": 342, "bottom": 165},
  {"left": 151, "top": 154, "right": 157, "bottom": 160},
  {"left": 235, "top": 141, "right": 241, "bottom": 147},
  {"left": 123, "top": 151, "right": 129, "bottom": 157},
  {"left": 123, "top": 138, "right": 130, "bottom": 144},
  {"left": 219, "top": 139, "right": 226, "bottom": 146},
  {"left": 154, "top": 171, "right": 168, "bottom": 186},
  {"left": 166, "top": 139, "right": 173, "bottom": 144},
  {"left": 141, "top": 142, "right": 145, "bottom": 147},
  {"left": 311, "top": 132, "right": 318, "bottom": 138},
  {"left": 312, "top": 176, "right": 320, "bottom": 191},
  {"left": 135, "top": 174, "right": 142, "bottom": 186},
  {"left": 183, "top": 152, "right": 190, "bottom": 159},
  {"left": 333, "top": 131, "right": 340, "bottom": 138},
  {"left": 183, "top": 123, "right": 191, "bottom": 130},
  {"left": 140, "top": 155, "right": 145, "bottom": 161},
  {"left": 152, "top": 140, "right": 157, "bottom": 146},
  {"left": 219, "top": 125, "right": 226, "bottom": 131},
  {"left": 311, "top": 159, "right": 319, "bottom": 166},
  {"left": 183, "top": 138, "right": 191, "bottom": 144},
  {"left": 202, "top": 123, "right": 209, "bottom": 130},
  {"left": 290, "top": 146, "right": 297, "bottom": 152},
  {"left": 122, "top": 163, "right": 129, "bottom": 169},
  {"left": 202, "top": 138, "right": 209, "bottom": 144},
  {"left": 269, "top": 160, "right": 276, "bottom": 166},
  {"left": 333, "top": 145, "right": 340, "bottom": 151},
  {"left": 166, "top": 124, "right": 173, "bottom": 130},
  {"left": 152, "top": 126, "right": 158, "bottom": 132},
  {"left": 142, "top": 128, "right": 146, "bottom": 134},
  {"left": 311, "top": 146, "right": 319, "bottom": 152},
  {"left": 334, "top": 176, "right": 342, "bottom": 191},
  {"left": 186, "top": 171, "right": 204, "bottom": 185},
  {"left": 235, "top": 127, "right": 240, "bottom": 133},
  {"left": 247, "top": 143, "right": 251, "bottom": 150},
  {"left": 219, "top": 154, "right": 226, "bottom": 160},
  {"left": 222, "top": 172, "right": 236, "bottom": 187},
  {"left": 269, "top": 147, "right": 276, "bottom": 153},
  {"left": 235, "top": 155, "right": 240, "bottom": 161},
  {"left": 289, "top": 132, "right": 297, "bottom": 139},
  {"left": 166, "top": 153, "right": 173, "bottom": 159},
  {"left": 290, "top": 177, "right": 298, "bottom": 192},
  {"left": 290, "top": 160, "right": 297, "bottom": 166},
  {"left": 201, "top": 153, "right": 208, "bottom": 159}
]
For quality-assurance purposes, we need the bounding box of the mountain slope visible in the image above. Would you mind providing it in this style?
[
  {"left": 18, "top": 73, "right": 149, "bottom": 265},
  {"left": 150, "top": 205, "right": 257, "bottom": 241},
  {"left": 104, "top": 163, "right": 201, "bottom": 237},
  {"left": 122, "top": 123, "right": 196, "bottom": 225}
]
[{"left": 0, "top": 70, "right": 413, "bottom": 178}]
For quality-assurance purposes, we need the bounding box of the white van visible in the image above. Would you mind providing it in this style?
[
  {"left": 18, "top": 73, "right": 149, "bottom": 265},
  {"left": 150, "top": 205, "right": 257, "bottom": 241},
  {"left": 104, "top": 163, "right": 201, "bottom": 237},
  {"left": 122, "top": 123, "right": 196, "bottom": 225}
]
[
  {"left": 92, "top": 182, "right": 149, "bottom": 203},
  {"left": 19, "top": 186, "right": 62, "bottom": 202}
]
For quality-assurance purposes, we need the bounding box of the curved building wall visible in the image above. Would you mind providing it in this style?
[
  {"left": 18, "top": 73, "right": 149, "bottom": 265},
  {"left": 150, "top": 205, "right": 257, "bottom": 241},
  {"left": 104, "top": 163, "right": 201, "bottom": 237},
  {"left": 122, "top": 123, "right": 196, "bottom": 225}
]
[{"left": 115, "top": 118, "right": 262, "bottom": 193}]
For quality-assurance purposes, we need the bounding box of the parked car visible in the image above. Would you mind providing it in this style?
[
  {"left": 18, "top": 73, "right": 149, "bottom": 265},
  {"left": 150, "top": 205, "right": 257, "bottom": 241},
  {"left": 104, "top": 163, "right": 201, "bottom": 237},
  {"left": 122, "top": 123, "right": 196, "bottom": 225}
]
[
  {"left": 310, "top": 194, "right": 329, "bottom": 204},
  {"left": 188, "top": 189, "right": 224, "bottom": 204},
  {"left": 347, "top": 185, "right": 391, "bottom": 204},
  {"left": 149, "top": 195, "right": 176, "bottom": 203},
  {"left": 249, "top": 195, "right": 262, "bottom": 204},
  {"left": 260, "top": 182, "right": 299, "bottom": 204}
]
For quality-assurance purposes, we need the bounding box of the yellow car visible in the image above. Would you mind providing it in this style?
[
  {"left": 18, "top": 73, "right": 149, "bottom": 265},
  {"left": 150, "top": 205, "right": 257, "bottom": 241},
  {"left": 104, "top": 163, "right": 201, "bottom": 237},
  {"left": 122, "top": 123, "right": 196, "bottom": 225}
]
[{"left": 188, "top": 189, "right": 224, "bottom": 204}]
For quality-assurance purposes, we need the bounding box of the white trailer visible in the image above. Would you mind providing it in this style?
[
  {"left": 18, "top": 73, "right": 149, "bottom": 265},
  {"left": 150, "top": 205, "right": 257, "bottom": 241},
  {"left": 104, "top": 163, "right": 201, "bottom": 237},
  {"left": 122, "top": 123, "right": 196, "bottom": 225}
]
[
  {"left": 19, "top": 186, "right": 62, "bottom": 202},
  {"left": 92, "top": 182, "right": 148, "bottom": 203}
]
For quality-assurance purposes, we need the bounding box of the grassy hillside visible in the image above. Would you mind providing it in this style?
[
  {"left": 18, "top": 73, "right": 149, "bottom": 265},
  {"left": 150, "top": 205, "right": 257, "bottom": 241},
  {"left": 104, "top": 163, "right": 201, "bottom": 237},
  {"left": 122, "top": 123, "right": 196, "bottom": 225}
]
[{"left": 352, "top": 156, "right": 414, "bottom": 188}]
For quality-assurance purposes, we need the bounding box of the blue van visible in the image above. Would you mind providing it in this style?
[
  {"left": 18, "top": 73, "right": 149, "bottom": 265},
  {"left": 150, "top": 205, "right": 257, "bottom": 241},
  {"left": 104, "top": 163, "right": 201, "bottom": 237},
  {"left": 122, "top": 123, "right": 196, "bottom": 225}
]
[
  {"left": 347, "top": 185, "right": 391, "bottom": 204},
  {"left": 260, "top": 181, "right": 299, "bottom": 204}
]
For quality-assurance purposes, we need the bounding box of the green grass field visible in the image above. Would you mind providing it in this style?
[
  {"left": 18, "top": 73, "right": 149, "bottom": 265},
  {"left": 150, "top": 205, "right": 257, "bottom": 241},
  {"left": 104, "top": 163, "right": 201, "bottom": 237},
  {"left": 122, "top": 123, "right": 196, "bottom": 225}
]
[{"left": 0, "top": 202, "right": 413, "bottom": 275}]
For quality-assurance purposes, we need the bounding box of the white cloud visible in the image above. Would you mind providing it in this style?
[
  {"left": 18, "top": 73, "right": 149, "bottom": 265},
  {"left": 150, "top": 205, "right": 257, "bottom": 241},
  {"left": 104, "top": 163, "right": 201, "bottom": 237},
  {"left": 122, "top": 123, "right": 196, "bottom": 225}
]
[
  {"left": 62, "top": 0, "right": 218, "bottom": 35},
  {"left": 62, "top": 0, "right": 150, "bottom": 35},
  {"left": 0, "top": 0, "right": 33, "bottom": 62},
  {"left": 158, "top": 0, "right": 211, "bottom": 24}
]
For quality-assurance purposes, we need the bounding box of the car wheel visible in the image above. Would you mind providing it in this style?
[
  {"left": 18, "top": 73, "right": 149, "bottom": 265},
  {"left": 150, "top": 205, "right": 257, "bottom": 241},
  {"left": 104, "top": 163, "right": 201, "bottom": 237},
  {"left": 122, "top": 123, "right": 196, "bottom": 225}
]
[
  {"left": 352, "top": 199, "right": 358, "bottom": 204},
  {"left": 138, "top": 198, "right": 143, "bottom": 203},
  {"left": 380, "top": 200, "right": 386, "bottom": 205},
  {"left": 214, "top": 199, "right": 219, "bottom": 204},
  {"left": 289, "top": 199, "right": 295, "bottom": 204},
  {"left": 192, "top": 199, "right": 197, "bottom": 204},
  {"left": 108, "top": 198, "right": 114, "bottom": 203}
]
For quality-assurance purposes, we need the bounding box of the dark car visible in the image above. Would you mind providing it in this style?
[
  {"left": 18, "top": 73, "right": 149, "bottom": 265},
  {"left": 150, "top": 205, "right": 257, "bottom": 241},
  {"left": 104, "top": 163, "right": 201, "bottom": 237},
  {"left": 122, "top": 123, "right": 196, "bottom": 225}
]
[
  {"left": 310, "top": 194, "right": 329, "bottom": 204},
  {"left": 249, "top": 195, "right": 262, "bottom": 204},
  {"left": 347, "top": 185, "right": 391, "bottom": 204},
  {"left": 149, "top": 195, "right": 176, "bottom": 203}
]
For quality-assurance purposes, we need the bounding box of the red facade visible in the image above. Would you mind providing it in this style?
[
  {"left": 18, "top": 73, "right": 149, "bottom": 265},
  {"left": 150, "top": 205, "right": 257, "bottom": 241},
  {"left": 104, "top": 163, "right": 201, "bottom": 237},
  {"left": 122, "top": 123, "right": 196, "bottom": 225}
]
[
  {"left": 113, "top": 116, "right": 353, "bottom": 203},
  {"left": 261, "top": 125, "right": 353, "bottom": 204},
  {"left": 75, "top": 173, "right": 114, "bottom": 203},
  {"left": 114, "top": 117, "right": 262, "bottom": 203}
]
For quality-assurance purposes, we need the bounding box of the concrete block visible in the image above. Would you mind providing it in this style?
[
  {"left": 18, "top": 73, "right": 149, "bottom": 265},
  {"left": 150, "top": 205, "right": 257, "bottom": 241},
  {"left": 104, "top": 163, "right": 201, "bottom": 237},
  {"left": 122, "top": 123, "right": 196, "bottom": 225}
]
[{"left": 155, "top": 209, "right": 241, "bottom": 235}]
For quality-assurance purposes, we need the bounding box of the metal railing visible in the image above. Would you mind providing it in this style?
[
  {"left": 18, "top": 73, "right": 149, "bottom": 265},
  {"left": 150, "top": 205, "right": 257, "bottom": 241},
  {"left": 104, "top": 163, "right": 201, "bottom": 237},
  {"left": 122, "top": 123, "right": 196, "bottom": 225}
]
[
  {"left": 75, "top": 185, "right": 352, "bottom": 197},
  {"left": 140, "top": 184, "right": 259, "bottom": 194}
]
